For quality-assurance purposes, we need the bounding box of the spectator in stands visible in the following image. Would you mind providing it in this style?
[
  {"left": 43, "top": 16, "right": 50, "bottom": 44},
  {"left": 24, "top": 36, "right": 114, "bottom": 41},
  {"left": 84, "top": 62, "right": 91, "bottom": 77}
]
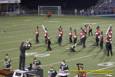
[{"left": 74, "top": 9, "right": 78, "bottom": 16}]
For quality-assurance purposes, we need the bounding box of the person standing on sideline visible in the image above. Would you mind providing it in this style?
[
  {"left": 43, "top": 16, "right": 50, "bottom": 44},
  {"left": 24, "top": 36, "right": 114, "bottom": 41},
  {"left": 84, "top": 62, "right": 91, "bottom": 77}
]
[
  {"left": 58, "top": 60, "right": 69, "bottom": 77},
  {"left": 4, "top": 54, "right": 12, "bottom": 69}
]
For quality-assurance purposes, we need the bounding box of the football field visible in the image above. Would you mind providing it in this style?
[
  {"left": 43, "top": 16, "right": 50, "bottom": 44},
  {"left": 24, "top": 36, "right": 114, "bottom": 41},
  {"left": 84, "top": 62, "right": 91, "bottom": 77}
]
[{"left": 0, "top": 16, "right": 115, "bottom": 77}]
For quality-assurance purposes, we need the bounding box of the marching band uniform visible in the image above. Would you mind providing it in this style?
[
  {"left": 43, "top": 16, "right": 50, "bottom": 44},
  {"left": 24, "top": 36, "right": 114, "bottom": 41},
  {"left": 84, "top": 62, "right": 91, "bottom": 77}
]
[
  {"left": 88, "top": 25, "right": 93, "bottom": 36},
  {"left": 47, "top": 37, "right": 52, "bottom": 51},
  {"left": 108, "top": 27, "right": 112, "bottom": 39},
  {"left": 44, "top": 30, "right": 48, "bottom": 44},
  {"left": 73, "top": 29, "right": 77, "bottom": 44},
  {"left": 99, "top": 31, "right": 104, "bottom": 49},
  {"left": 69, "top": 31, "right": 73, "bottom": 43},
  {"left": 58, "top": 29, "right": 63, "bottom": 46},
  {"left": 84, "top": 25, "right": 88, "bottom": 34},
  {"left": 105, "top": 26, "right": 112, "bottom": 56},
  {"left": 35, "top": 26, "right": 39, "bottom": 43},
  {"left": 80, "top": 28, "right": 86, "bottom": 48},
  {"left": 105, "top": 34, "right": 112, "bottom": 56},
  {"left": 95, "top": 26, "right": 101, "bottom": 46}
]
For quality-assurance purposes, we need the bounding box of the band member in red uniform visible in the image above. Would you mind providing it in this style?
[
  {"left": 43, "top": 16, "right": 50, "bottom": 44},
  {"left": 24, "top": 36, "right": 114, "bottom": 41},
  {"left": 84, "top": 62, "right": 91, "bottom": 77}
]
[
  {"left": 95, "top": 26, "right": 101, "bottom": 46},
  {"left": 73, "top": 29, "right": 77, "bottom": 44},
  {"left": 105, "top": 34, "right": 112, "bottom": 56},
  {"left": 105, "top": 26, "right": 112, "bottom": 56},
  {"left": 80, "top": 28, "right": 87, "bottom": 48},
  {"left": 76, "top": 63, "right": 87, "bottom": 77},
  {"left": 99, "top": 31, "right": 104, "bottom": 49},
  {"left": 107, "top": 26, "right": 112, "bottom": 39},
  {"left": 84, "top": 25, "right": 88, "bottom": 34},
  {"left": 35, "top": 26, "right": 39, "bottom": 43},
  {"left": 69, "top": 27, "right": 73, "bottom": 43},
  {"left": 58, "top": 26, "right": 63, "bottom": 46}
]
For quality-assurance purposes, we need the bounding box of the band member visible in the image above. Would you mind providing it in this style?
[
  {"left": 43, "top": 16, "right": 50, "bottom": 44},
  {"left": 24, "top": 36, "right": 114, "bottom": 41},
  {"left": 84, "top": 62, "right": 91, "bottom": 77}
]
[
  {"left": 73, "top": 29, "right": 77, "bottom": 44},
  {"left": 48, "top": 66, "right": 57, "bottom": 77},
  {"left": 4, "top": 54, "right": 11, "bottom": 69},
  {"left": 88, "top": 25, "right": 93, "bottom": 36},
  {"left": 76, "top": 63, "right": 87, "bottom": 77},
  {"left": 84, "top": 25, "right": 88, "bottom": 34},
  {"left": 35, "top": 26, "right": 39, "bottom": 43},
  {"left": 95, "top": 26, "right": 101, "bottom": 46},
  {"left": 19, "top": 40, "right": 32, "bottom": 70},
  {"left": 58, "top": 26, "right": 63, "bottom": 31},
  {"left": 107, "top": 26, "right": 112, "bottom": 39},
  {"left": 47, "top": 37, "right": 52, "bottom": 51},
  {"left": 58, "top": 26, "right": 63, "bottom": 46},
  {"left": 69, "top": 27, "right": 73, "bottom": 43},
  {"left": 100, "top": 31, "right": 104, "bottom": 49},
  {"left": 44, "top": 28, "right": 48, "bottom": 44},
  {"left": 80, "top": 27, "right": 87, "bottom": 48},
  {"left": 105, "top": 34, "right": 112, "bottom": 56}
]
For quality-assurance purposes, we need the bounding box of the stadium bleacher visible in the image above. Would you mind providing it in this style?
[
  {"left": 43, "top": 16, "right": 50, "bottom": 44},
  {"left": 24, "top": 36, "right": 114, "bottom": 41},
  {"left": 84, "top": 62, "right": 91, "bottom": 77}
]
[{"left": 90, "top": 0, "right": 115, "bottom": 15}]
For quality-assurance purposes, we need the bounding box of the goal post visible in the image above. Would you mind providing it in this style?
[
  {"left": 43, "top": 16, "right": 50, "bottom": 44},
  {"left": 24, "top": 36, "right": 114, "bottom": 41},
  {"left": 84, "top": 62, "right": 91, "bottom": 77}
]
[{"left": 38, "top": 5, "right": 61, "bottom": 16}]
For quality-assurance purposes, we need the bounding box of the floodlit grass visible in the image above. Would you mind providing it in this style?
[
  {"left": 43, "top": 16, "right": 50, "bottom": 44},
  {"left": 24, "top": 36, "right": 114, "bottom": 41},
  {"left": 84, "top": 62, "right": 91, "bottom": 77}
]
[{"left": 0, "top": 16, "right": 115, "bottom": 77}]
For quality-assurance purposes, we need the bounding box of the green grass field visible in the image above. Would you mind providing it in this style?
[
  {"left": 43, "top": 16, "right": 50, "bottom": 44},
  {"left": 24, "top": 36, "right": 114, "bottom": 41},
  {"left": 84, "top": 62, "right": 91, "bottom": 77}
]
[{"left": 0, "top": 16, "right": 115, "bottom": 77}]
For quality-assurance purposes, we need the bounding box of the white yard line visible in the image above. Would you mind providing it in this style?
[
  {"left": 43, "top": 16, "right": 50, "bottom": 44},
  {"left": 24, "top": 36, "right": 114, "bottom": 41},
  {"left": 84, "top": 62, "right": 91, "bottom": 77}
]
[
  {"left": 42, "top": 54, "right": 95, "bottom": 67},
  {"left": 0, "top": 48, "right": 17, "bottom": 53},
  {"left": 96, "top": 65, "right": 115, "bottom": 71}
]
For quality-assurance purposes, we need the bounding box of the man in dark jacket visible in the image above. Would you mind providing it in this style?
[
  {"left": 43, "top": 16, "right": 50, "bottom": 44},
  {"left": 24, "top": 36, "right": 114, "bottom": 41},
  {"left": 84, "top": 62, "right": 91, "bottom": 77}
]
[{"left": 19, "top": 40, "right": 32, "bottom": 70}]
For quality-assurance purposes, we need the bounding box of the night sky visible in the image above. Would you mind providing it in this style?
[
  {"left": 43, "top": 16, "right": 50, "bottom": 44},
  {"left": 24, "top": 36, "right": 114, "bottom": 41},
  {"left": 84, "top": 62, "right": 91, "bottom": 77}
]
[{"left": 21, "top": 0, "right": 99, "bottom": 10}]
